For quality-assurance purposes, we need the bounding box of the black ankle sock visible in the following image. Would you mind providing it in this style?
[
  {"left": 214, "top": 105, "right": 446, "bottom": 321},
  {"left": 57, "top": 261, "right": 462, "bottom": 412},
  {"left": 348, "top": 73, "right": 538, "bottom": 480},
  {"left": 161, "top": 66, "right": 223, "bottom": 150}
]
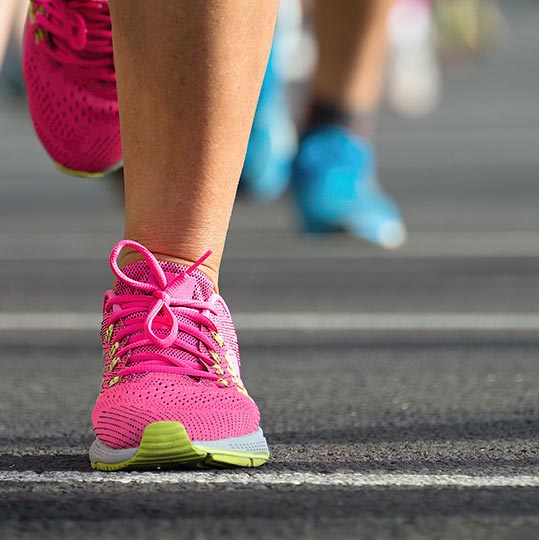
[{"left": 305, "top": 101, "right": 375, "bottom": 139}]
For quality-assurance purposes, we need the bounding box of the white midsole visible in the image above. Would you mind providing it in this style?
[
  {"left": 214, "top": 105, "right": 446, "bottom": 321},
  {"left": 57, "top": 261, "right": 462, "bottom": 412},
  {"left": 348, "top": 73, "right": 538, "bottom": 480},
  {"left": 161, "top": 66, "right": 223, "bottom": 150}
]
[{"left": 89, "top": 428, "right": 269, "bottom": 465}]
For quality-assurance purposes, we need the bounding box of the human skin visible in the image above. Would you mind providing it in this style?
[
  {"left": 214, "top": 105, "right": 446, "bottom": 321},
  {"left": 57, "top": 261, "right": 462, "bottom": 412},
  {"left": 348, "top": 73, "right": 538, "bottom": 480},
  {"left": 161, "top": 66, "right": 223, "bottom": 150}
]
[
  {"left": 313, "top": 0, "right": 394, "bottom": 114},
  {"left": 0, "top": 0, "right": 26, "bottom": 70},
  {"left": 108, "top": 0, "right": 279, "bottom": 286}
]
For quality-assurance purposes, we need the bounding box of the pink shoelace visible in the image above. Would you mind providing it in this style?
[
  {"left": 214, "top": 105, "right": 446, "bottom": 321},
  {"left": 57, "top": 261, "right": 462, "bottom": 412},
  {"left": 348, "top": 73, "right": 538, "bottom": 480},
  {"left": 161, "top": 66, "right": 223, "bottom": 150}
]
[
  {"left": 31, "top": 0, "right": 115, "bottom": 85},
  {"left": 105, "top": 241, "right": 225, "bottom": 384}
]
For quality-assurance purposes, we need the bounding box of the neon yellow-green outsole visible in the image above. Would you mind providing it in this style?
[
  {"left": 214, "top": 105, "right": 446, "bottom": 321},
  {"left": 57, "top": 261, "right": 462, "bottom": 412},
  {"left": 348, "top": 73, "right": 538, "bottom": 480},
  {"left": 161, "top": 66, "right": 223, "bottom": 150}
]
[
  {"left": 91, "top": 421, "right": 269, "bottom": 471},
  {"left": 55, "top": 161, "right": 123, "bottom": 179}
]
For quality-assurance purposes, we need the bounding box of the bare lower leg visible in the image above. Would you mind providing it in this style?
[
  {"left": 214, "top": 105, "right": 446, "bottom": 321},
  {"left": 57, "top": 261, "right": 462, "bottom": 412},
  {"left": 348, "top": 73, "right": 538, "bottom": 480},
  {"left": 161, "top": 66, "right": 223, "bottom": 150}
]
[
  {"left": 108, "top": 0, "right": 279, "bottom": 284},
  {"left": 313, "top": 0, "right": 394, "bottom": 114},
  {"left": 0, "top": 0, "right": 19, "bottom": 69},
  {"left": 12, "top": 0, "right": 27, "bottom": 52}
]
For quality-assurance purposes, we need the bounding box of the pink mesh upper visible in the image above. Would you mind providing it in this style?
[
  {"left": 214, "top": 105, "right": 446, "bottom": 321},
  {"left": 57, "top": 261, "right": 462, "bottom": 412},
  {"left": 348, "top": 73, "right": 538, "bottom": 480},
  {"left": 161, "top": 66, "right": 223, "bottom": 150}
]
[
  {"left": 23, "top": 2, "right": 121, "bottom": 174},
  {"left": 93, "top": 376, "right": 259, "bottom": 448},
  {"left": 92, "top": 247, "right": 260, "bottom": 449}
]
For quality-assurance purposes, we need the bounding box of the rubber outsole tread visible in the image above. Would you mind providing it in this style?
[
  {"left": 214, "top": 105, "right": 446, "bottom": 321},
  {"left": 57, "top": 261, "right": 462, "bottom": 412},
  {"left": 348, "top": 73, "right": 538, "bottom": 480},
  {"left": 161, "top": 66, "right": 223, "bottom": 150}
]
[
  {"left": 91, "top": 421, "right": 269, "bottom": 471},
  {"left": 55, "top": 161, "right": 123, "bottom": 179}
]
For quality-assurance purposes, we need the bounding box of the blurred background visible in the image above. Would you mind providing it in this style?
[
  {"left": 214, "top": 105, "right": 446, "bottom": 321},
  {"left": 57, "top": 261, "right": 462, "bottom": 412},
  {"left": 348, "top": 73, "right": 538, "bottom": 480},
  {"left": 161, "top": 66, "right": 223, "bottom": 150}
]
[
  {"left": 0, "top": 0, "right": 538, "bottom": 269},
  {"left": 1, "top": 2, "right": 539, "bottom": 536}
]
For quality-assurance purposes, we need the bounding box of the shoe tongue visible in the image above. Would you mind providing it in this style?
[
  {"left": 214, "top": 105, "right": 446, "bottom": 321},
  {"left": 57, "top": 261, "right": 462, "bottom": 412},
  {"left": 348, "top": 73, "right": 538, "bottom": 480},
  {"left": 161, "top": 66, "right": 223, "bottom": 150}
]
[
  {"left": 148, "top": 271, "right": 196, "bottom": 299},
  {"left": 116, "top": 260, "right": 214, "bottom": 302}
]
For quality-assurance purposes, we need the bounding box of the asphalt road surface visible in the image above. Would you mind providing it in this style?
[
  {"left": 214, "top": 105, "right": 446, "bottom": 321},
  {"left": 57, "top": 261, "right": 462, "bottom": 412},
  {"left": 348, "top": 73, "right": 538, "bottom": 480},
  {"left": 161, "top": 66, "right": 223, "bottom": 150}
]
[{"left": 1, "top": 2, "right": 539, "bottom": 539}]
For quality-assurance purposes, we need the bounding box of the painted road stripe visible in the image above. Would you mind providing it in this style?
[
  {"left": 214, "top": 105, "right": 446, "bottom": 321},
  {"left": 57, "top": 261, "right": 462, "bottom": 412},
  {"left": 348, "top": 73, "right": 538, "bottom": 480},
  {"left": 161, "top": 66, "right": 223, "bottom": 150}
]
[
  {"left": 2, "top": 312, "right": 539, "bottom": 332},
  {"left": 1, "top": 471, "right": 539, "bottom": 488}
]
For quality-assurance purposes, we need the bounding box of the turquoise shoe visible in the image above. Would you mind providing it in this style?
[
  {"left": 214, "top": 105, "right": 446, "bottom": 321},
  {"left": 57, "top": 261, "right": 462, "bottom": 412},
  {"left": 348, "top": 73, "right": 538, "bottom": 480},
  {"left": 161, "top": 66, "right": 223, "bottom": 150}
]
[
  {"left": 291, "top": 126, "right": 407, "bottom": 249},
  {"left": 241, "top": 49, "right": 297, "bottom": 202}
]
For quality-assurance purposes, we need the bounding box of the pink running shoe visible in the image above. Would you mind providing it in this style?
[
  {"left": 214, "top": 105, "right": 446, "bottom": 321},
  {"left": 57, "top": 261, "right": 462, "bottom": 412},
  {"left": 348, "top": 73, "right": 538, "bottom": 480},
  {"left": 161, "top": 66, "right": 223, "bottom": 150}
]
[
  {"left": 90, "top": 240, "right": 269, "bottom": 470},
  {"left": 23, "top": 1, "right": 121, "bottom": 177}
]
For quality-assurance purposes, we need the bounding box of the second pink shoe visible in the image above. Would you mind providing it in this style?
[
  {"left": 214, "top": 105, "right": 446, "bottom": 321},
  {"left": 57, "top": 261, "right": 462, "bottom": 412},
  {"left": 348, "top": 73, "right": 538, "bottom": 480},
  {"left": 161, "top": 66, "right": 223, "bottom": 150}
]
[{"left": 23, "top": 0, "right": 121, "bottom": 177}]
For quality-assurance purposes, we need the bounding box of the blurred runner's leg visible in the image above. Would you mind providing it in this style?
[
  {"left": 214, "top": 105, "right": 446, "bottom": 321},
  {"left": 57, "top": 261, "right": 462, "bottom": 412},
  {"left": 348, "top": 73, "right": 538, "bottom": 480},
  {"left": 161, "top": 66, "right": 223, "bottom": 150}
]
[
  {"left": 0, "top": 0, "right": 19, "bottom": 70},
  {"left": 292, "top": 0, "right": 407, "bottom": 249},
  {"left": 313, "top": 0, "right": 393, "bottom": 117}
]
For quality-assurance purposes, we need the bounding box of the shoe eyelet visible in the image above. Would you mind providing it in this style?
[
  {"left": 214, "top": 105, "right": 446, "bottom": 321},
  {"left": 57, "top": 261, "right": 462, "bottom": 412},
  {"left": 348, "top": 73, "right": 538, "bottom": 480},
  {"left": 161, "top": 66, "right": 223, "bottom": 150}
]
[
  {"left": 213, "top": 364, "right": 225, "bottom": 376},
  {"left": 209, "top": 350, "right": 221, "bottom": 363},
  {"left": 34, "top": 28, "right": 45, "bottom": 45},
  {"left": 211, "top": 330, "right": 224, "bottom": 348},
  {"left": 108, "top": 376, "right": 122, "bottom": 387},
  {"left": 105, "top": 324, "right": 114, "bottom": 343},
  {"left": 29, "top": 2, "right": 36, "bottom": 24},
  {"left": 108, "top": 357, "right": 120, "bottom": 371},
  {"left": 109, "top": 342, "right": 119, "bottom": 358}
]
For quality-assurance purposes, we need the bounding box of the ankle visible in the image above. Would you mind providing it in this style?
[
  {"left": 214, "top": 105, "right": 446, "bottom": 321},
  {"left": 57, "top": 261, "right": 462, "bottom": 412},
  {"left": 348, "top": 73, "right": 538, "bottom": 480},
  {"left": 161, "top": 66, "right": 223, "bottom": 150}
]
[
  {"left": 117, "top": 248, "right": 220, "bottom": 292},
  {"left": 305, "top": 100, "right": 376, "bottom": 139}
]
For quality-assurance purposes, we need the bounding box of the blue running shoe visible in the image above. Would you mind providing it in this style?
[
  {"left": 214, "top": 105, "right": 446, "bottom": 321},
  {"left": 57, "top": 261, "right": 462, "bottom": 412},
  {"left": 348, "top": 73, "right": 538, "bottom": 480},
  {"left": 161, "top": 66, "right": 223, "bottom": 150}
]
[
  {"left": 291, "top": 126, "right": 407, "bottom": 249},
  {"left": 241, "top": 48, "right": 297, "bottom": 202}
]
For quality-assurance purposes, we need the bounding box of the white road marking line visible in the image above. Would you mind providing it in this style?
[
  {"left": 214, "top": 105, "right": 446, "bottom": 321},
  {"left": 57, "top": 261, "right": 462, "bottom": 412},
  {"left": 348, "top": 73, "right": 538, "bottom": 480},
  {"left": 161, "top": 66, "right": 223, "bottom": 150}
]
[
  {"left": 236, "top": 313, "right": 539, "bottom": 331},
  {"left": 2, "top": 312, "right": 539, "bottom": 332},
  {"left": 1, "top": 471, "right": 539, "bottom": 488}
]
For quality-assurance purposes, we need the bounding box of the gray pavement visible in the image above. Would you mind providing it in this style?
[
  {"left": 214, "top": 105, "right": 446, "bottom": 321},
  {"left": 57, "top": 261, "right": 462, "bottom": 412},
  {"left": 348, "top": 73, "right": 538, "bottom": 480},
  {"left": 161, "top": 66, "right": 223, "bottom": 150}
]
[{"left": 1, "top": 1, "right": 539, "bottom": 539}]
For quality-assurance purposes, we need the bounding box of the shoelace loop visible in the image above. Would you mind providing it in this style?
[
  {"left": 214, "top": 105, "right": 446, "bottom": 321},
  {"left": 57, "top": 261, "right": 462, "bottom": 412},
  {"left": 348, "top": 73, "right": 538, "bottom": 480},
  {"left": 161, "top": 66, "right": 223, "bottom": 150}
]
[
  {"left": 106, "top": 241, "right": 223, "bottom": 382},
  {"left": 31, "top": 0, "right": 115, "bottom": 85},
  {"left": 64, "top": 9, "right": 88, "bottom": 51},
  {"left": 143, "top": 275, "right": 194, "bottom": 349}
]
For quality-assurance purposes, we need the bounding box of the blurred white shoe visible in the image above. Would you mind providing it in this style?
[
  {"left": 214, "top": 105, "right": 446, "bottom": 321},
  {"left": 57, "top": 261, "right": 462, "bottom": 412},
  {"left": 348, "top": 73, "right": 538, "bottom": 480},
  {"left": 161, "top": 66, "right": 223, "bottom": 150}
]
[{"left": 387, "top": 0, "right": 442, "bottom": 118}]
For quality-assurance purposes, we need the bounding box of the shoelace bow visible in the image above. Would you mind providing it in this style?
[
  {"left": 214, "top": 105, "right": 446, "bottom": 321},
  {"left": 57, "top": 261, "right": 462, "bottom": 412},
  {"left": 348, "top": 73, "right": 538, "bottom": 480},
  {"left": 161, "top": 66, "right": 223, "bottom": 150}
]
[
  {"left": 105, "top": 240, "right": 224, "bottom": 383},
  {"left": 31, "top": 0, "right": 115, "bottom": 85}
]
